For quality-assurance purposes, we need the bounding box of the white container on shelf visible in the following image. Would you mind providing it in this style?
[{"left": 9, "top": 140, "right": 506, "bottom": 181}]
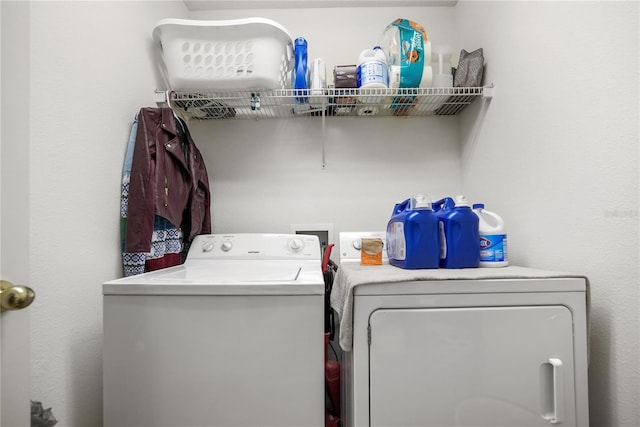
[
  {"left": 309, "top": 58, "right": 326, "bottom": 107},
  {"left": 432, "top": 46, "right": 453, "bottom": 87},
  {"left": 357, "top": 46, "right": 389, "bottom": 104},
  {"left": 152, "top": 18, "right": 294, "bottom": 91},
  {"left": 357, "top": 46, "right": 389, "bottom": 89}
]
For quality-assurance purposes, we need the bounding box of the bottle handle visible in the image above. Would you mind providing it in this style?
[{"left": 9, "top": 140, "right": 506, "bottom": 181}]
[
  {"left": 393, "top": 199, "right": 411, "bottom": 215},
  {"left": 479, "top": 209, "right": 504, "bottom": 228},
  {"left": 432, "top": 197, "right": 454, "bottom": 212}
]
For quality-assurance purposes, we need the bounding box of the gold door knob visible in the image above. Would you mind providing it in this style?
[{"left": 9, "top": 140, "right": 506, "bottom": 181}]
[{"left": 0, "top": 280, "right": 35, "bottom": 311}]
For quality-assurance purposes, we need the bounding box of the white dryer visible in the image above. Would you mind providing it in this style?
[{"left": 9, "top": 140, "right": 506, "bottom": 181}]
[
  {"left": 330, "top": 263, "right": 589, "bottom": 427},
  {"left": 103, "top": 233, "right": 325, "bottom": 427}
]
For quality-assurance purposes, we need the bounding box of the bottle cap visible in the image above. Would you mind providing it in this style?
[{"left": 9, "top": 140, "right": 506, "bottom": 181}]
[
  {"left": 454, "top": 195, "right": 470, "bottom": 207},
  {"left": 413, "top": 194, "right": 432, "bottom": 209}
]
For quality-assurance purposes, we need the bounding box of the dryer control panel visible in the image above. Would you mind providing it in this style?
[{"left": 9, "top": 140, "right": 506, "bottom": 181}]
[
  {"left": 187, "top": 233, "right": 321, "bottom": 260},
  {"left": 339, "top": 231, "right": 388, "bottom": 263}
]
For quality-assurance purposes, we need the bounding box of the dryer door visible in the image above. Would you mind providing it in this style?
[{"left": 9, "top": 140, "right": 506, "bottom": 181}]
[{"left": 368, "top": 306, "right": 576, "bottom": 427}]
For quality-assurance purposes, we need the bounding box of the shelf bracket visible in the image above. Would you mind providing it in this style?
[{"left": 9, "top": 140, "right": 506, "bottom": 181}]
[
  {"left": 154, "top": 89, "right": 169, "bottom": 107},
  {"left": 321, "top": 101, "right": 327, "bottom": 170},
  {"left": 482, "top": 83, "right": 495, "bottom": 99}
]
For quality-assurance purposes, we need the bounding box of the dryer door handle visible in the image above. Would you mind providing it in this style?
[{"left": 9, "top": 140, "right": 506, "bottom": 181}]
[{"left": 541, "top": 358, "right": 564, "bottom": 424}]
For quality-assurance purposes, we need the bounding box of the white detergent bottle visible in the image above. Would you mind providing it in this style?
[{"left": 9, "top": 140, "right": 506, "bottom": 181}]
[
  {"left": 473, "top": 203, "right": 509, "bottom": 267},
  {"left": 357, "top": 46, "right": 389, "bottom": 104}
]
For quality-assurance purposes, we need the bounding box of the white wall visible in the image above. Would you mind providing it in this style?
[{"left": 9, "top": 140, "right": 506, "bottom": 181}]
[
  {"left": 191, "top": 117, "right": 461, "bottom": 235},
  {"left": 26, "top": 1, "right": 187, "bottom": 425},
  {"left": 455, "top": 2, "right": 639, "bottom": 426},
  {"left": 8, "top": 1, "right": 638, "bottom": 426}
]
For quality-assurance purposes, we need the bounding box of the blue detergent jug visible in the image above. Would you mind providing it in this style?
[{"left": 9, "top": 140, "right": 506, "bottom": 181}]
[
  {"left": 433, "top": 195, "right": 480, "bottom": 268},
  {"left": 386, "top": 194, "right": 440, "bottom": 269}
]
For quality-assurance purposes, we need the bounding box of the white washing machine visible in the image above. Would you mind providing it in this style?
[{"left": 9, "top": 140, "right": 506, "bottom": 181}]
[
  {"left": 330, "top": 240, "right": 589, "bottom": 427},
  {"left": 103, "top": 233, "right": 325, "bottom": 427}
]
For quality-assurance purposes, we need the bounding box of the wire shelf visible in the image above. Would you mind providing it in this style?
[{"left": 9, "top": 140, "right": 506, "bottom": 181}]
[{"left": 165, "top": 86, "right": 490, "bottom": 120}]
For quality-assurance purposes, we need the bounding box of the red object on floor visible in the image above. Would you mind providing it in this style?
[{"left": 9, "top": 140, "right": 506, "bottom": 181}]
[
  {"left": 325, "top": 333, "right": 341, "bottom": 422},
  {"left": 325, "top": 359, "right": 341, "bottom": 417}
]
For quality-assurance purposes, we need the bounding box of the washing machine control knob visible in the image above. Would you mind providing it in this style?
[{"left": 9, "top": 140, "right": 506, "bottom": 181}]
[
  {"left": 202, "top": 240, "right": 215, "bottom": 252},
  {"left": 288, "top": 238, "right": 303, "bottom": 252},
  {"left": 221, "top": 241, "right": 233, "bottom": 252},
  {"left": 353, "top": 239, "right": 362, "bottom": 250}
]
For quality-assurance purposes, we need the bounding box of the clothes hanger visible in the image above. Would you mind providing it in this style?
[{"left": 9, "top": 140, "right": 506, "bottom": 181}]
[{"left": 166, "top": 90, "right": 188, "bottom": 137}]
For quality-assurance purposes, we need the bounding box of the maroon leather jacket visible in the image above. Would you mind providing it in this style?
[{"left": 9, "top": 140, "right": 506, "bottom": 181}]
[{"left": 125, "top": 107, "right": 211, "bottom": 253}]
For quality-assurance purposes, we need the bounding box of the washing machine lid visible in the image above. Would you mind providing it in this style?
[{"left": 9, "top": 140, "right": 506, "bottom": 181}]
[{"left": 103, "top": 260, "right": 324, "bottom": 295}]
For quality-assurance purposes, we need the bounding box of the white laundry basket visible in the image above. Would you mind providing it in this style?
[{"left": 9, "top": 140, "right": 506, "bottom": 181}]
[{"left": 153, "top": 18, "right": 294, "bottom": 91}]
